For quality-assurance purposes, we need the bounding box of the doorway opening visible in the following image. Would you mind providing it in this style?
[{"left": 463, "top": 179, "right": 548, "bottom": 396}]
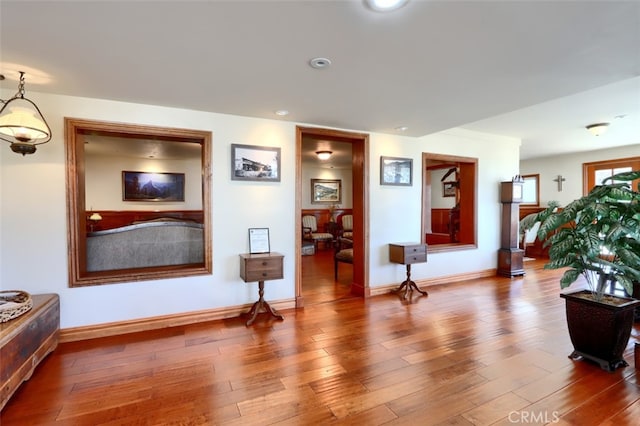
[{"left": 295, "top": 126, "right": 369, "bottom": 308}]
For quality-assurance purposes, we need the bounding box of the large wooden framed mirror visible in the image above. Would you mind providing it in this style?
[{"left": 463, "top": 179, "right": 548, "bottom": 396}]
[
  {"left": 422, "top": 153, "right": 477, "bottom": 251},
  {"left": 65, "top": 118, "right": 212, "bottom": 287}
]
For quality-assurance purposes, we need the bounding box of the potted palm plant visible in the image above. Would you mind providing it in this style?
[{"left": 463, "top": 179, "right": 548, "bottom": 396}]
[{"left": 535, "top": 170, "right": 640, "bottom": 371}]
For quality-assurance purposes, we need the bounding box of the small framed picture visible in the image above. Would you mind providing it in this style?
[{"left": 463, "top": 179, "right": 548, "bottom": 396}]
[
  {"left": 122, "top": 171, "right": 185, "bottom": 201},
  {"left": 311, "top": 179, "right": 341, "bottom": 204},
  {"left": 231, "top": 144, "right": 281, "bottom": 182},
  {"left": 380, "top": 156, "right": 412, "bottom": 186},
  {"left": 248, "top": 228, "right": 270, "bottom": 254},
  {"left": 443, "top": 181, "right": 457, "bottom": 197}
]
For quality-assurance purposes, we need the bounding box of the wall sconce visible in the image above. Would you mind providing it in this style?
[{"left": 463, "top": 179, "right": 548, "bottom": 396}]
[
  {"left": 585, "top": 122, "right": 609, "bottom": 137},
  {"left": 316, "top": 150, "right": 332, "bottom": 160},
  {"left": 0, "top": 71, "right": 52, "bottom": 155}
]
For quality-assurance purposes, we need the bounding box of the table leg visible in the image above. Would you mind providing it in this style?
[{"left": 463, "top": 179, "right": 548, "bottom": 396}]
[
  {"left": 393, "top": 264, "right": 428, "bottom": 300},
  {"left": 246, "top": 280, "right": 284, "bottom": 326}
]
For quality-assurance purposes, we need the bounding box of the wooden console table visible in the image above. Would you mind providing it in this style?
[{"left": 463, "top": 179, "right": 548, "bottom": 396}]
[
  {"left": 1, "top": 293, "right": 60, "bottom": 411},
  {"left": 389, "top": 243, "right": 428, "bottom": 300},
  {"left": 239, "top": 253, "right": 284, "bottom": 326}
]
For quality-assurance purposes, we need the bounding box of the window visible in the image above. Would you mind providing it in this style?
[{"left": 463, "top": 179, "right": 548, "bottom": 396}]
[
  {"left": 521, "top": 174, "right": 540, "bottom": 206},
  {"left": 583, "top": 157, "right": 640, "bottom": 194}
]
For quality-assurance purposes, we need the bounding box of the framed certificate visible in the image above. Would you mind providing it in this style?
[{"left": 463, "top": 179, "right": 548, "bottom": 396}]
[{"left": 249, "top": 228, "right": 270, "bottom": 254}]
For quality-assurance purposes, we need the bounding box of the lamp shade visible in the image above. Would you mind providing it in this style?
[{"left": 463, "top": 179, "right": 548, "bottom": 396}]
[
  {"left": 585, "top": 123, "right": 609, "bottom": 137},
  {"left": 89, "top": 213, "right": 103, "bottom": 221},
  {"left": 0, "top": 72, "right": 52, "bottom": 155},
  {"left": 316, "top": 150, "right": 332, "bottom": 160}
]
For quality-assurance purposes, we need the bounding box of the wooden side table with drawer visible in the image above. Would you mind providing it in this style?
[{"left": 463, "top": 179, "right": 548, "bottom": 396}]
[
  {"left": 389, "top": 242, "right": 428, "bottom": 300},
  {"left": 239, "top": 252, "right": 284, "bottom": 326}
]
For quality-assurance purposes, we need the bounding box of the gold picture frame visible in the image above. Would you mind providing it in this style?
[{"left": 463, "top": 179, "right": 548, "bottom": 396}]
[{"left": 311, "top": 179, "right": 341, "bottom": 204}]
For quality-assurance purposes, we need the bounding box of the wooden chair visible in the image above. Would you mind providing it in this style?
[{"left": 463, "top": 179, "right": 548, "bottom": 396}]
[
  {"left": 302, "top": 215, "right": 333, "bottom": 250},
  {"left": 334, "top": 237, "right": 353, "bottom": 280},
  {"left": 340, "top": 214, "right": 353, "bottom": 239}
]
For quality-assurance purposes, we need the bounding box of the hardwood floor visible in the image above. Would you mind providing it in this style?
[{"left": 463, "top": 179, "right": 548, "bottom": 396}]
[
  {"left": 3, "top": 253, "right": 640, "bottom": 425},
  {"left": 302, "top": 247, "right": 355, "bottom": 305}
]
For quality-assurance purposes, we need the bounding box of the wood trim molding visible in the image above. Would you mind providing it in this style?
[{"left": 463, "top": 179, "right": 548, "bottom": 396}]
[
  {"left": 296, "top": 126, "right": 370, "bottom": 305},
  {"left": 582, "top": 156, "right": 640, "bottom": 195},
  {"left": 62, "top": 266, "right": 492, "bottom": 340},
  {"left": 65, "top": 117, "right": 212, "bottom": 287},
  {"left": 59, "top": 299, "right": 296, "bottom": 343},
  {"left": 422, "top": 153, "right": 477, "bottom": 248},
  {"left": 369, "top": 268, "right": 497, "bottom": 296}
]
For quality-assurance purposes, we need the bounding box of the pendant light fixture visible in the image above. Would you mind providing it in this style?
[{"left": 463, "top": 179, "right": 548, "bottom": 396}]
[{"left": 0, "top": 71, "right": 52, "bottom": 155}]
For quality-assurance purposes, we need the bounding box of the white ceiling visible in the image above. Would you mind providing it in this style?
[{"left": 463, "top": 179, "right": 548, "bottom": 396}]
[{"left": 1, "top": 1, "right": 638, "bottom": 161}]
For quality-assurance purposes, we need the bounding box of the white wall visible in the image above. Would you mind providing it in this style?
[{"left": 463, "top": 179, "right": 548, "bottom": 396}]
[
  {"left": 520, "top": 144, "right": 640, "bottom": 207},
  {"left": 369, "top": 129, "right": 520, "bottom": 287},
  {"left": 0, "top": 91, "right": 520, "bottom": 329}
]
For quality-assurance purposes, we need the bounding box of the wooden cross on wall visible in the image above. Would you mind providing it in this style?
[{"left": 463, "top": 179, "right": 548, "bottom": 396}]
[{"left": 553, "top": 175, "right": 566, "bottom": 191}]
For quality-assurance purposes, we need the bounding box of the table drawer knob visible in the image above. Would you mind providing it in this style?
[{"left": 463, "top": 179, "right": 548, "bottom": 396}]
[
  {"left": 262, "top": 272, "right": 267, "bottom": 277},
  {"left": 262, "top": 261, "right": 268, "bottom": 266}
]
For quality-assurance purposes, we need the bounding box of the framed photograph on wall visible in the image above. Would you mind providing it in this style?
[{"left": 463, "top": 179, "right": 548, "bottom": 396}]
[
  {"left": 122, "top": 171, "right": 185, "bottom": 201},
  {"left": 442, "top": 181, "right": 457, "bottom": 197},
  {"left": 311, "top": 179, "right": 341, "bottom": 204},
  {"left": 380, "top": 156, "right": 412, "bottom": 186},
  {"left": 231, "top": 143, "right": 281, "bottom": 182}
]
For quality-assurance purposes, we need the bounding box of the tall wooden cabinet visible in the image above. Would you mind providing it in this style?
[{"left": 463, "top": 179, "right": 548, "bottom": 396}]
[{"left": 498, "top": 181, "right": 525, "bottom": 277}]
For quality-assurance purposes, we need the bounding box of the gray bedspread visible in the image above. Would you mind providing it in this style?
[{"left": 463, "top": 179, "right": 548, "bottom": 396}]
[{"left": 87, "top": 221, "right": 204, "bottom": 271}]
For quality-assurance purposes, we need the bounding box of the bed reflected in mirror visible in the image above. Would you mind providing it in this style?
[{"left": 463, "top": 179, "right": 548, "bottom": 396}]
[{"left": 65, "top": 118, "right": 212, "bottom": 287}]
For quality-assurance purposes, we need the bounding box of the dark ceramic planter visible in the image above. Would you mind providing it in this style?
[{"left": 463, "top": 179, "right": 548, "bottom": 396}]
[
  {"left": 561, "top": 289, "right": 640, "bottom": 372},
  {"left": 630, "top": 281, "right": 640, "bottom": 322}
]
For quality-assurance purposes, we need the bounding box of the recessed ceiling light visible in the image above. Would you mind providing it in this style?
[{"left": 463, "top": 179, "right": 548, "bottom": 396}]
[
  {"left": 395, "top": 126, "right": 408, "bottom": 131},
  {"left": 309, "top": 57, "right": 332, "bottom": 69},
  {"left": 364, "top": 0, "right": 408, "bottom": 12},
  {"left": 275, "top": 110, "right": 289, "bottom": 116}
]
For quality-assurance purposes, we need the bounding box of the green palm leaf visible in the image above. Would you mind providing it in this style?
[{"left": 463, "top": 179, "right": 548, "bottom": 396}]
[
  {"left": 535, "top": 169, "right": 640, "bottom": 302},
  {"left": 560, "top": 269, "right": 581, "bottom": 289}
]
